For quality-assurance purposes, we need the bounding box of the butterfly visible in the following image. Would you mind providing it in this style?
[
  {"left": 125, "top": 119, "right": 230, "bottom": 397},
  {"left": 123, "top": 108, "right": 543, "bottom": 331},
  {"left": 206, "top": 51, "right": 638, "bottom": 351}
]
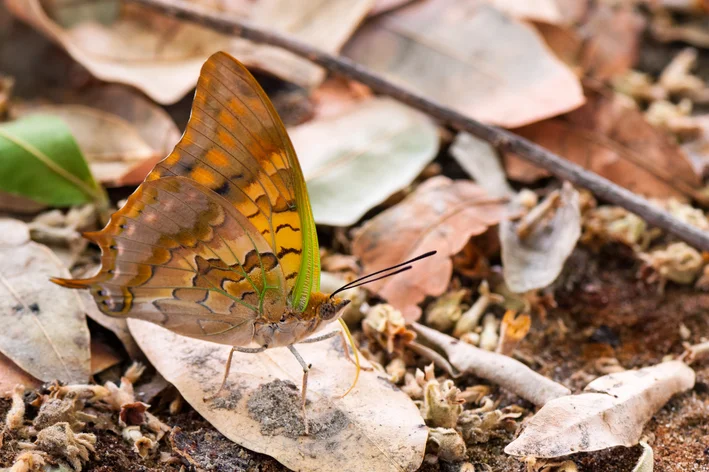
[{"left": 52, "top": 51, "right": 434, "bottom": 434}]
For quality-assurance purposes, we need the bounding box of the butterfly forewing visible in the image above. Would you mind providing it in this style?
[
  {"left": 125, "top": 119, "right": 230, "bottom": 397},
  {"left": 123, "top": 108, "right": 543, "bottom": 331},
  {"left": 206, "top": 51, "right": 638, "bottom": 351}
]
[
  {"left": 59, "top": 176, "right": 287, "bottom": 345},
  {"left": 148, "top": 52, "right": 319, "bottom": 311}
]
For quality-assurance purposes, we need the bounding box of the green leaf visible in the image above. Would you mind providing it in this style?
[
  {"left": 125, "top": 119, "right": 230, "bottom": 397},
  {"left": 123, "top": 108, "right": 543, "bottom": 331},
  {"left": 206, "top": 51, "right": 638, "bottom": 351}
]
[{"left": 0, "top": 115, "right": 107, "bottom": 207}]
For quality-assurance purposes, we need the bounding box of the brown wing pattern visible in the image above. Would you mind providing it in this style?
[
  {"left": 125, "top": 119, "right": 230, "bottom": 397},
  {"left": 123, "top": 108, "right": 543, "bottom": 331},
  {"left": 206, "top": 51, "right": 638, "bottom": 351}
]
[
  {"left": 148, "top": 52, "right": 306, "bottom": 298},
  {"left": 53, "top": 176, "right": 287, "bottom": 346}
]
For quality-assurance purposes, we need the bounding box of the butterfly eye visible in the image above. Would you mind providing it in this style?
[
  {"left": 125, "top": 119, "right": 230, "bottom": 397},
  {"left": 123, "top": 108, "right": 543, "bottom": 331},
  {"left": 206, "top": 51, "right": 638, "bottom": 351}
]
[
  {"left": 98, "top": 290, "right": 106, "bottom": 296},
  {"left": 280, "top": 316, "right": 286, "bottom": 323}
]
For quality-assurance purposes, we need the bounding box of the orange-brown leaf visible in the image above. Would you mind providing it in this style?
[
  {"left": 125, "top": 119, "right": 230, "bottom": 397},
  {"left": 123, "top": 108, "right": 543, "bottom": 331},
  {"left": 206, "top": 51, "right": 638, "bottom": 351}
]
[
  {"left": 352, "top": 177, "right": 506, "bottom": 321},
  {"left": 505, "top": 86, "right": 702, "bottom": 200}
]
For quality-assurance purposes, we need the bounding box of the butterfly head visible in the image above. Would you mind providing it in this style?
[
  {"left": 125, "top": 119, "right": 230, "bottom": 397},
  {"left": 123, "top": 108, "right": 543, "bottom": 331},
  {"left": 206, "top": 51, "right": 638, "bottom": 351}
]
[{"left": 318, "top": 296, "right": 351, "bottom": 321}]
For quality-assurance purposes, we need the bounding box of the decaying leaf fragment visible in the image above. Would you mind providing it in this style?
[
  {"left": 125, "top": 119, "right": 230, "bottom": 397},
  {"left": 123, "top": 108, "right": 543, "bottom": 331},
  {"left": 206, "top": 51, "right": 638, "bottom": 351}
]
[
  {"left": 505, "top": 360, "right": 695, "bottom": 458},
  {"left": 501, "top": 183, "right": 581, "bottom": 293},
  {"left": 352, "top": 176, "right": 506, "bottom": 321},
  {"left": 0, "top": 219, "right": 91, "bottom": 384},
  {"left": 128, "top": 319, "right": 427, "bottom": 472}
]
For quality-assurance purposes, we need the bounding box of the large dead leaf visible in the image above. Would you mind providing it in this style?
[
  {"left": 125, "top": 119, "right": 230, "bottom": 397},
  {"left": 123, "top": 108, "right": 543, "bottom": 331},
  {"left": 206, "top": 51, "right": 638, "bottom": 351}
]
[
  {"left": 501, "top": 183, "right": 581, "bottom": 293},
  {"left": 505, "top": 360, "right": 695, "bottom": 458},
  {"left": 291, "top": 98, "right": 439, "bottom": 226},
  {"left": 129, "top": 319, "right": 427, "bottom": 472},
  {"left": 0, "top": 219, "right": 90, "bottom": 383},
  {"left": 505, "top": 87, "right": 701, "bottom": 200},
  {"left": 343, "top": 0, "right": 583, "bottom": 128},
  {"left": 5, "top": 0, "right": 372, "bottom": 104},
  {"left": 352, "top": 176, "right": 506, "bottom": 321}
]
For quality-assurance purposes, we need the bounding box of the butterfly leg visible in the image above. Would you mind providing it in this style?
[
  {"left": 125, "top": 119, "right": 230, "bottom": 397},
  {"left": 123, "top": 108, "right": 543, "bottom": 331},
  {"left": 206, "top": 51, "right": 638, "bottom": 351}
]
[
  {"left": 287, "top": 344, "right": 311, "bottom": 435},
  {"left": 299, "top": 330, "right": 372, "bottom": 371},
  {"left": 204, "top": 346, "right": 266, "bottom": 401}
]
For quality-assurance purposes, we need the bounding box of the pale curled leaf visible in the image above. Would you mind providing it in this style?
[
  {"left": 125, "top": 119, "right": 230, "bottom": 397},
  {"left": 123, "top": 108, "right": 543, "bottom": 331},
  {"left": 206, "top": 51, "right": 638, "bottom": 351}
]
[
  {"left": 5, "top": 0, "right": 372, "bottom": 104},
  {"left": 501, "top": 183, "right": 581, "bottom": 293},
  {"left": 352, "top": 176, "right": 506, "bottom": 321},
  {"left": 633, "top": 442, "right": 654, "bottom": 472},
  {"left": 0, "top": 219, "right": 90, "bottom": 384},
  {"left": 505, "top": 361, "right": 695, "bottom": 458},
  {"left": 291, "top": 98, "right": 439, "bottom": 226},
  {"left": 412, "top": 323, "right": 570, "bottom": 406},
  {"left": 344, "top": 0, "right": 583, "bottom": 128},
  {"left": 449, "top": 132, "right": 515, "bottom": 198},
  {"left": 128, "top": 319, "right": 427, "bottom": 472}
]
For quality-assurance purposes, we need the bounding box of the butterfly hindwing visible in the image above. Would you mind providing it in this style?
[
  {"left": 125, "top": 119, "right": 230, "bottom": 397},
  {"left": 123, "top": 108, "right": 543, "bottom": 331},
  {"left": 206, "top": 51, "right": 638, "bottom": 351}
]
[
  {"left": 54, "top": 176, "right": 287, "bottom": 345},
  {"left": 148, "top": 52, "right": 320, "bottom": 311}
]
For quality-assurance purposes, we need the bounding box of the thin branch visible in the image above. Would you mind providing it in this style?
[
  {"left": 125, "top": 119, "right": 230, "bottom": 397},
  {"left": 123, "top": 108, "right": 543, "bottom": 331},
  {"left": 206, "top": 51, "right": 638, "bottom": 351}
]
[{"left": 128, "top": 0, "right": 709, "bottom": 251}]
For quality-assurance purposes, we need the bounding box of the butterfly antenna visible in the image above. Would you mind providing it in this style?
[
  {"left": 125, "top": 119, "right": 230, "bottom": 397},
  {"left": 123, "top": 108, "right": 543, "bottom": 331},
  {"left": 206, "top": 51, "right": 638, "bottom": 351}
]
[{"left": 330, "top": 250, "right": 437, "bottom": 298}]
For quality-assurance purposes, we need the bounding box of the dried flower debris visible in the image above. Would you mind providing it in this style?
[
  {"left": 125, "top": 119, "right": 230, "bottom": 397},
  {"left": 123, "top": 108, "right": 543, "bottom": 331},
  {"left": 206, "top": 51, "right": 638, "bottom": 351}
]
[{"left": 2, "top": 364, "right": 172, "bottom": 470}]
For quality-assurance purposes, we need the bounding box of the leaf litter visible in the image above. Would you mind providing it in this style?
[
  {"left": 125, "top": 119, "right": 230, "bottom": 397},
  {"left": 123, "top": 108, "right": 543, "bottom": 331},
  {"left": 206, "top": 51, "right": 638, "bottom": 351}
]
[{"left": 3, "top": 1, "right": 709, "bottom": 470}]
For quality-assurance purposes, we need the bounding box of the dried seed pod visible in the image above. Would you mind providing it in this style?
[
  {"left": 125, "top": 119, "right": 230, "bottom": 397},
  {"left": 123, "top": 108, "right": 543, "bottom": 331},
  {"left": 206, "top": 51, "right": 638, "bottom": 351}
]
[
  {"left": 479, "top": 314, "right": 499, "bottom": 352},
  {"left": 425, "top": 290, "right": 467, "bottom": 332},
  {"left": 5, "top": 385, "right": 26, "bottom": 432},
  {"left": 422, "top": 377, "right": 465, "bottom": 429},
  {"left": 362, "top": 304, "right": 416, "bottom": 354},
  {"left": 427, "top": 427, "right": 466, "bottom": 462},
  {"left": 453, "top": 281, "right": 503, "bottom": 338}
]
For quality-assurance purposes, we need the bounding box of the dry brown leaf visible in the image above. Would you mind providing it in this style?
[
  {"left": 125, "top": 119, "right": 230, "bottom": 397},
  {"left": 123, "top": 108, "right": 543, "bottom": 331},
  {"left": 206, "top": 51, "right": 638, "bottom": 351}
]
[
  {"left": 505, "top": 360, "right": 695, "bottom": 458},
  {"left": 577, "top": 4, "right": 645, "bottom": 81},
  {"left": 0, "top": 219, "right": 91, "bottom": 383},
  {"left": 501, "top": 183, "right": 581, "bottom": 293},
  {"left": 128, "top": 319, "right": 427, "bottom": 472},
  {"left": 90, "top": 338, "right": 122, "bottom": 375},
  {"left": 343, "top": 0, "right": 583, "bottom": 128},
  {"left": 6, "top": 0, "right": 372, "bottom": 104},
  {"left": 352, "top": 176, "right": 506, "bottom": 321},
  {"left": 535, "top": 4, "right": 644, "bottom": 81},
  {"left": 505, "top": 87, "right": 701, "bottom": 200},
  {"left": 0, "top": 350, "right": 42, "bottom": 397}
]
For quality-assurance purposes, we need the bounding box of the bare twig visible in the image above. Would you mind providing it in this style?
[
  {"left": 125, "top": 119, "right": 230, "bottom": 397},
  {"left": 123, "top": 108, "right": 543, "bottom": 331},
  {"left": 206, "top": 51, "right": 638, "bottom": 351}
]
[
  {"left": 412, "top": 322, "right": 570, "bottom": 406},
  {"left": 128, "top": 0, "right": 709, "bottom": 251}
]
